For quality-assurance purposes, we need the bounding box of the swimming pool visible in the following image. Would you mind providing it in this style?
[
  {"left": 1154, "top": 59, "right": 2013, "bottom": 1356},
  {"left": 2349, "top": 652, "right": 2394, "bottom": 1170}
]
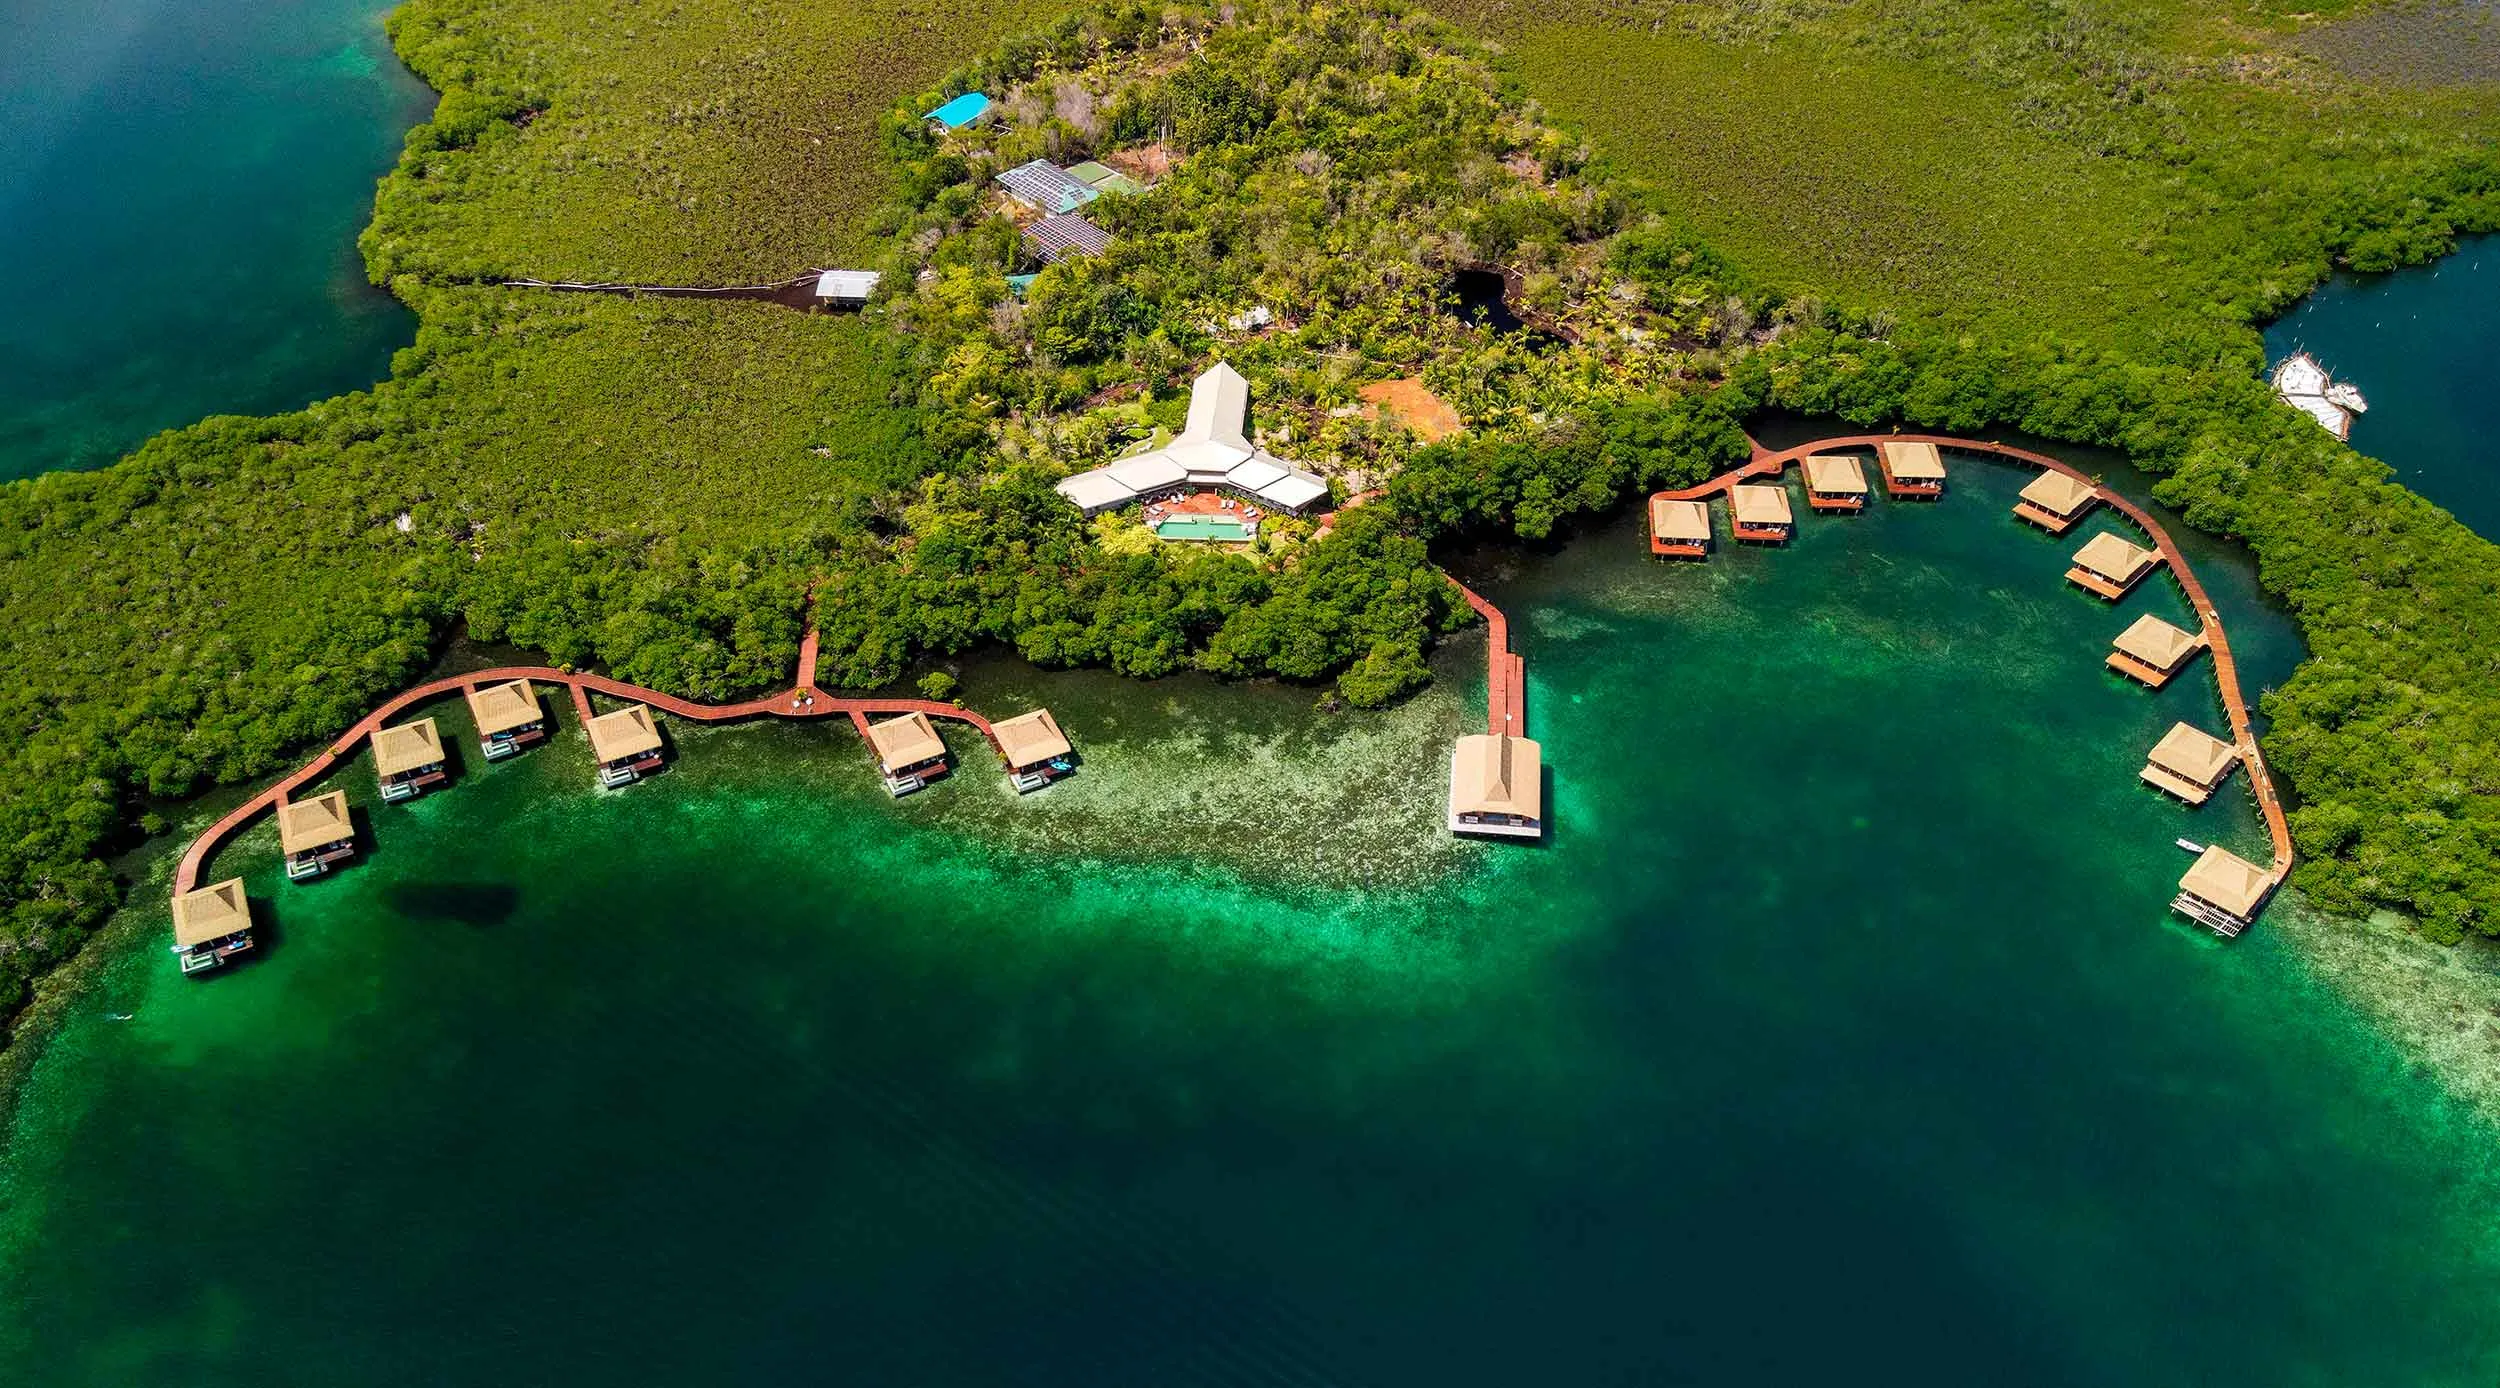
[{"left": 1153, "top": 517, "right": 1253, "bottom": 541}]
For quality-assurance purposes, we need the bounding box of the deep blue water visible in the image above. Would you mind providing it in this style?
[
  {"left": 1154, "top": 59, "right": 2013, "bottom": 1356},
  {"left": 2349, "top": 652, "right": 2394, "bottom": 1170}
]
[
  {"left": 0, "top": 0, "right": 429, "bottom": 479},
  {"left": 2263, "top": 236, "right": 2500, "bottom": 539}
]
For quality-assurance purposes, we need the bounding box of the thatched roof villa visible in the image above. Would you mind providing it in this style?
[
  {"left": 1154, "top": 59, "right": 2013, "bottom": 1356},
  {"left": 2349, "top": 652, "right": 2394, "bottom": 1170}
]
[
  {"left": 586, "top": 705, "right": 665, "bottom": 788},
  {"left": 2014, "top": 471, "right": 2099, "bottom": 534},
  {"left": 278, "top": 790, "right": 355, "bottom": 881},
  {"left": 1649, "top": 497, "right": 1712, "bottom": 558},
  {"left": 2140, "top": 722, "right": 2240, "bottom": 805},
  {"left": 2066, "top": 531, "right": 2162, "bottom": 600},
  {"left": 1877, "top": 440, "right": 1947, "bottom": 498},
  {"left": 371, "top": 718, "right": 448, "bottom": 802},
  {"left": 1800, "top": 454, "right": 1869, "bottom": 513},
  {"left": 1448, "top": 733, "right": 1543, "bottom": 839},
  {"left": 2107, "top": 614, "right": 2206, "bottom": 688}
]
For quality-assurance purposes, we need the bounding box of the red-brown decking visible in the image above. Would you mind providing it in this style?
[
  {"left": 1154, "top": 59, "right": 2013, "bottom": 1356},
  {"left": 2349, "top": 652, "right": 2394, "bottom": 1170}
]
[
  {"left": 1449, "top": 577, "right": 1526, "bottom": 739},
  {"left": 1644, "top": 432, "right": 2294, "bottom": 906},
  {"left": 2107, "top": 643, "right": 2206, "bottom": 690},
  {"left": 1876, "top": 455, "right": 1945, "bottom": 499},
  {"left": 1806, "top": 493, "right": 1865, "bottom": 514},
  {"left": 2015, "top": 500, "right": 2089, "bottom": 534},
  {"left": 2064, "top": 557, "right": 2164, "bottom": 601},
  {"left": 174, "top": 637, "right": 1002, "bottom": 895}
]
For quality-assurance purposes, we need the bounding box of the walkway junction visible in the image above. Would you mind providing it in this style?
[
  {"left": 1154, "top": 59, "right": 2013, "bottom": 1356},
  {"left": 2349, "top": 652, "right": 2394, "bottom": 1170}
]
[
  {"left": 167, "top": 619, "right": 1078, "bottom": 975},
  {"left": 1644, "top": 432, "right": 2295, "bottom": 938}
]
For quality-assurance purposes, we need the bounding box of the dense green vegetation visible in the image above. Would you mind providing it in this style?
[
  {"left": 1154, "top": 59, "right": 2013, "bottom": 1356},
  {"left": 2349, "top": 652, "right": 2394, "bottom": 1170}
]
[
  {"left": 365, "top": 0, "right": 1036, "bottom": 283},
  {"left": 7, "top": 0, "right": 2500, "bottom": 1043}
]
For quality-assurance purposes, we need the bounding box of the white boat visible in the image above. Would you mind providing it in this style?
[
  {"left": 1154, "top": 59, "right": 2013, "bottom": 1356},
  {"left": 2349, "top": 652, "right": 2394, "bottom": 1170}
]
[
  {"left": 2269, "top": 351, "right": 2362, "bottom": 440},
  {"left": 2176, "top": 838, "right": 2205, "bottom": 854}
]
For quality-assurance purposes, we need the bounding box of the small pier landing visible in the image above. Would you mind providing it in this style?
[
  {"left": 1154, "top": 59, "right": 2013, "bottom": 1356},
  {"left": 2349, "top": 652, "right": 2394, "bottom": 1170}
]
[{"left": 1445, "top": 576, "right": 1542, "bottom": 841}]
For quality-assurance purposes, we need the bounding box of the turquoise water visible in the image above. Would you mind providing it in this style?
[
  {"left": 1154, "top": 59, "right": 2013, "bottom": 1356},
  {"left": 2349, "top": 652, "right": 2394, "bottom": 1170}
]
[
  {"left": 0, "top": 0, "right": 429, "bottom": 479},
  {"left": 2263, "top": 236, "right": 2500, "bottom": 538},
  {"left": 1156, "top": 516, "right": 1255, "bottom": 540},
  {"left": 7, "top": 449, "right": 2498, "bottom": 1384}
]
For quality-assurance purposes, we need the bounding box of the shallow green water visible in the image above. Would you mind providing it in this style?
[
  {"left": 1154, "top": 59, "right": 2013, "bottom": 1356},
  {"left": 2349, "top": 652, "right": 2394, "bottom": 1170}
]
[
  {"left": 2263, "top": 236, "right": 2500, "bottom": 539},
  {"left": 0, "top": 0, "right": 428, "bottom": 479},
  {"left": 7, "top": 452, "right": 2500, "bottom": 1384}
]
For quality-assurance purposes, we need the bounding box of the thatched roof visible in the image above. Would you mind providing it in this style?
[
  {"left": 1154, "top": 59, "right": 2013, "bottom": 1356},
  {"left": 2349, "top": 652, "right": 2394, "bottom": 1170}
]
[
  {"left": 171, "top": 877, "right": 250, "bottom": 947},
  {"left": 585, "top": 705, "right": 662, "bottom": 764},
  {"left": 277, "top": 791, "right": 352, "bottom": 855},
  {"left": 867, "top": 711, "right": 947, "bottom": 770},
  {"left": 466, "top": 679, "right": 543, "bottom": 737},
  {"left": 2146, "top": 722, "right": 2237, "bottom": 785},
  {"left": 2019, "top": 471, "right": 2098, "bottom": 517},
  {"left": 2072, "top": 531, "right": 2157, "bottom": 583},
  {"left": 1801, "top": 453, "right": 1868, "bottom": 495},
  {"left": 2112, "top": 614, "right": 2200, "bottom": 670},
  {"left": 1650, "top": 497, "right": 1711, "bottom": 542},
  {"left": 1450, "top": 734, "right": 1542, "bottom": 819},
  {"left": 1879, "top": 440, "right": 1946, "bottom": 480},
  {"left": 993, "top": 709, "right": 1072, "bottom": 768},
  {"left": 2180, "top": 846, "right": 2270, "bottom": 917},
  {"left": 1730, "top": 483, "right": 1793, "bottom": 526},
  {"left": 371, "top": 718, "right": 445, "bottom": 778}
]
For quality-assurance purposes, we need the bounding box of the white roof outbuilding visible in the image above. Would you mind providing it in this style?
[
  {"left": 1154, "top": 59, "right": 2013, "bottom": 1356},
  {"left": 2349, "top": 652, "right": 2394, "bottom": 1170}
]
[{"left": 814, "top": 269, "right": 881, "bottom": 301}]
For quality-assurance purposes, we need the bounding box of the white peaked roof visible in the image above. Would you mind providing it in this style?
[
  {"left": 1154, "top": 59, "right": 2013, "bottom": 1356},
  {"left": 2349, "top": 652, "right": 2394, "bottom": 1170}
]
[
  {"left": 1053, "top": 359, "right": 1333, "bottom": 515},
  {"left": 1106, "top": 454, "right": 1188, "bottom": 491},
  {"left": 1184, "top": 362, "right": 1254, "bottom": 450},
  {"left": 1056, "top": 472, "right": 1135, "bottom": 513},
  {"left": 1227, "top": 457, "right": 1288, "bottom": 490},
  {"left": 813, "top": 269, "right": 880, "bottom": 300},
  {"left": 1257, "top": 474, "right": 1329, "bottom": 510}
]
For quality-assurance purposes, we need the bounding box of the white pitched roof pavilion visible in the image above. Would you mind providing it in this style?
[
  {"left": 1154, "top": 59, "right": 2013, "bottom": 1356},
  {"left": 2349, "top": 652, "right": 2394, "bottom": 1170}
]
[{"left": 1055, "top": 362, "right": 1333, "bottom": 516}]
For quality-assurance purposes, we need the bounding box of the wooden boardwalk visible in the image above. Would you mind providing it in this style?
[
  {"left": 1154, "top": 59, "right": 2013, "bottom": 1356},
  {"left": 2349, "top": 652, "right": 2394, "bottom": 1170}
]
[
  {"left": 172, "top": 643, "right": 1000, "bottom": 896},
  {"left": 1447, "top": 577, "right": 1526, "bottom": 739},
  {"left": 1645, "top": 433, "right": 2295, "bottom": 897}
]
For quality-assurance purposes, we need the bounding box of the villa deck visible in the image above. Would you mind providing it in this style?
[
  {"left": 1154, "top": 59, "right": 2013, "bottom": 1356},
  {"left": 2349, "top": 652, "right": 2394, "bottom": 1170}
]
[
  {"left": 1877, "top": 441, "right": 1947, "bottom": 499},
  {"left": 2015, "top": 500, "right": 2084, "bottom": 533}
]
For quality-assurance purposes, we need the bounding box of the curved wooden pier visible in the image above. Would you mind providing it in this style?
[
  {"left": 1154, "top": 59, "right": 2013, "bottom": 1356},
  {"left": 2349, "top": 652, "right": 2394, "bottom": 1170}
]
[
  {"left": 172, "top": 645, "right": 1000, "bottom": 896},
  {"left": 1648, "top": 433, "right": 2295, "bottom": 897}
]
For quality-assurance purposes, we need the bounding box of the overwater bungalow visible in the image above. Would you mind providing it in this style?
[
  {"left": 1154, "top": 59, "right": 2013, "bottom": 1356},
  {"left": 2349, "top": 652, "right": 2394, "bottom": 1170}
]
[
  {"left": 867, "top": 711, "right": 950, "bottom": 797},
  {"left": 371, "top": 717, "right": 448, "bottom": 803},
  {"left": 2140, "top": 722, "right": 2240, "bottom": 805},
  {"left": 2013, "top": 471, "right": 2099, "bottom": 534},
  {"left": 2173, "top": 844, "right": 2273, "bottom": 937},
  {"left": 170, "top": 877, "right": 255, "bottom": 975},
  {"left": 1649, "top": 497, "right": 1712, "bottom": 558},
  {"left": 1800, "top": 454, "right": 1869, "bottom": 513},
  {"left": 585, "top": 705, "right": 665, "bottom": 788},
  {"left": 278, "top": 791, "right": 355, "bottom": 881},
  {"left": 466, "top": 678, "right": 547, "bottom": 760},
  {"left": 993, "top": 708, "right": 1075, "bottom": 793},
  {"left": 1447, "top": 733, "right": 1543, "bottom": 840},
  {"left": 2065, "top": 531, "right": 2163, "bottom": 600},
  {"left": 1728, "top": 482, "right": 1795, "bottom": 543},
  {"left": 2107, "top": 614, "right": 2206, "bottom": 688},
  {"left": 1876, "top": 440, "right": 1947, "bottom": 498}
]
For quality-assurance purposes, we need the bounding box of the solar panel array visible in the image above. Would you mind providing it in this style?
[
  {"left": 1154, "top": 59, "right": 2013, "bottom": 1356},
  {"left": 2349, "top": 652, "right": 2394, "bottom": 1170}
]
[{"left": 1022, "top": 214, "right": 1111, "bottom": 263}]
